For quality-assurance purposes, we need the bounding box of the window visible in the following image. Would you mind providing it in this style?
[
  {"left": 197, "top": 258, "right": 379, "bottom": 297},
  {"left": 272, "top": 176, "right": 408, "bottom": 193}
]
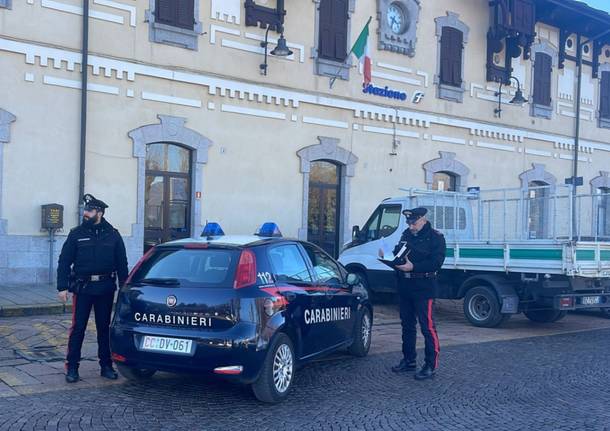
[
  {"left": 314, "top": 0, "right": 353, "bottom": 80},
  {"left": 432, "top": 172, "right": 457, "bottom": 192},
  {"left": 156, "top": 0, "right": 195, "bottom": 30},
  {"left": 440, "top": 27, "right": 463, "bottom": 88},
  {"left": 268, "top": 245, "right": 312, "bottom": 284},
  {"left": 532, "top": 52, "right": 553, "bottom": 118},
  {"left": 146, "top": 0, "right": 202, "bottom": 51},
  {"left": 302, "top": 244, "right": 343, "bottom": 285},
  {"left": 0, "top": 0, "right": 11, "bottom": 9},
  {"left": 597, "top": 187, "right": 610, "bottom": 237},
  {"left": 527, "top": 181, "right": 549, "bottom": 239},
  {"left": 599, "top": 72, "right": 610, "bottom": 128},
  {"left": 361, "top": 205, "right": 402, "bottom": 242}
]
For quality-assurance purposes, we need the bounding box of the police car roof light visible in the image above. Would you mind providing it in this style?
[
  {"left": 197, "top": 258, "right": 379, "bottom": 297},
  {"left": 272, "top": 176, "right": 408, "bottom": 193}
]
[
  {"left": 201, "top": 222, "right": 225, "bottom": 238},
  {"left": 255, "top": 222, "right": 282, "bottom": 238}
]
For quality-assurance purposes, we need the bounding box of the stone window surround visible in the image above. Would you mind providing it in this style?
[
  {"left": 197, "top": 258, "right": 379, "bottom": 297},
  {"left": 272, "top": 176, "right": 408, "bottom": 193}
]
[
  {"left": 597, "top": 64, "right": 610, "bottom": 129},
  {"left": 0, "top": 108, "right": 16, "bottom": 235},
  {"left": 530, "top": 41, "right": 558, "bottom": 120},
  {"left": 311, "top": 0, "right": 356, "bottom": 81},
  {"left": 422, "top": 151, "right": 470, "bottom": 192},
  {"left": 297, "top": 136, "right": 358, "bottom": 247},
  {"left": 0, "top": 0, "right": 11, "bottom": 9},
  {"left": 145, "top": 0, "right": 203, "bottom": 51},
  {"left": 590, "top": 171, "right": 610, "bottom": 236},
  {"left": 128, "top": 115, "right": 212, "bottom": 255},
  {"left": 434, "top": 12, "right": 470, "bottom": 103},
  {"left": 518, "top": 163, "right": 557, "bottom": 239}
]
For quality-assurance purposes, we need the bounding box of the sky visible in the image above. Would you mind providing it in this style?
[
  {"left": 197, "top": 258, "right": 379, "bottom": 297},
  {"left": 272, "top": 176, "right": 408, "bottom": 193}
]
[{"left": 581, "top": 0, "right": 610, "bottom": 13}]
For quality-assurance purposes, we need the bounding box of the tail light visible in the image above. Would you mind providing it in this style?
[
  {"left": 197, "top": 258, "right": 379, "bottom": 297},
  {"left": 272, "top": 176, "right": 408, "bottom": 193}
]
[
  {"left": 111, "top": 352, "right": 127, "bottom": 363},
  {"left": 234, "top": 249, "right": 257, "bottom": 289},
  {"left": 559, "top": 297, "right": 574, "bottom": 309},
  {"left": 124, "top": 246, "right": 156, "bottom": 285}
]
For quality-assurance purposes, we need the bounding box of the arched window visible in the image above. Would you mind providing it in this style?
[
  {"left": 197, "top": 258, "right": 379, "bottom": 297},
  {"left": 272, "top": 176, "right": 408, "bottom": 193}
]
[
  {"left": 527, "top": 180, "right": 550, "bottom": 239},
  {"left": 597, "top": 187, "right": 610, "bottom": 237},
  {"left": 432, "top": 171, "right": 457, "bottom": 192}
]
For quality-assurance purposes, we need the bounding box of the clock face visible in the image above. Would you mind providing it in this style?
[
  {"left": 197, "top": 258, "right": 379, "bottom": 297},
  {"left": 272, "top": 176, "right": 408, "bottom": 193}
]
[{"left": 387, "top": 3, "right": 407, "bottom": 35}]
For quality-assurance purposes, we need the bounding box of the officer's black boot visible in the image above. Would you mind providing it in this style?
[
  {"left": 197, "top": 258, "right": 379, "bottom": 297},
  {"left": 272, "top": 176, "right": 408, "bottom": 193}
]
[
  {"left": 391, "top": 359, "right": 417, "bottom": 373},
  {"left": 100, "top": 365, "right": 118, "bottom": 380},
  {"left": 414, "top": 364, "right": 436, "bottom": 380},
  {"left": 65, "top": 366, "right": 79, "bottom": 383}
]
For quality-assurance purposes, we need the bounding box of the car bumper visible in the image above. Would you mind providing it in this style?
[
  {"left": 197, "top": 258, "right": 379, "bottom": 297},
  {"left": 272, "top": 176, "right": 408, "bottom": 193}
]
[{"left": 110, "top": 321, "right": 267, "bottom": 383}]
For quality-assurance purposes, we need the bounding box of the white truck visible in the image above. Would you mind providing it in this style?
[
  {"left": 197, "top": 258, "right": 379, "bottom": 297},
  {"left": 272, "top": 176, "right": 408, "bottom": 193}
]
[{"left": 339, "top": 186, "right": 610, "bottom": 327}]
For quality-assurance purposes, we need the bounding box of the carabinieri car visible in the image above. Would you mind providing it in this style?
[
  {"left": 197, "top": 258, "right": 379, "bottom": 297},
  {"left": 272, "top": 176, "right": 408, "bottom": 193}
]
[{"left": 110, "top": 223, "right": 373, "bottom": 403}]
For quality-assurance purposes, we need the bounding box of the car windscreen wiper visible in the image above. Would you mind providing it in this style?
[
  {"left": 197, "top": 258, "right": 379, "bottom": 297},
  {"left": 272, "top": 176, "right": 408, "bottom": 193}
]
[{"left": 132, "top": 278, "right": 180, "bottom": 286}]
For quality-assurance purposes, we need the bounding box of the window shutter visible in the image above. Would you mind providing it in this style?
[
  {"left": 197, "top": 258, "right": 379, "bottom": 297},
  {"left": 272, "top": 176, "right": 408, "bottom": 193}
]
[
  {"left": 156, "top": 0, "right": 176, "bottom": 26},
  {"left": 176, "top": 0, "right": 195, "bottom": 30},
  {"left": 318, "top": 0, "right": 348, "bottom": 62},
  {"left": 600, "top": 72, "right": 610, "bottom": 119},
  {"left": 440, "top": 27, "right": 463, "bottom": 87},
  {"left": 534, "top": 53, "right": 552, "bottom": 106},
  {"left": 512, "top": 0, "right": 535, "bottom": 35}
]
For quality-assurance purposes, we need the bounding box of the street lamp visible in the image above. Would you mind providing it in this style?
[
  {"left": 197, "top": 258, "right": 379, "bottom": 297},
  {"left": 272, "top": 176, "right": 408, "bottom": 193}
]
[
  {"left": 260, "top": 26, "right": 293, "bottom": 75},
  {"left": 494, "top": 76, "right": 528, "bottom": 118}
]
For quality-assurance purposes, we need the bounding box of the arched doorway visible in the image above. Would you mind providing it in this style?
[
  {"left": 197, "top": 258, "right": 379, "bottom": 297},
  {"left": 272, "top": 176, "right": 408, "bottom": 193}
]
[
  {"left": 144, "top": 143, "right": 192, "bottom": 251},
  {"left": 307, "top": 161, "right": 341, "bottom": 257},
  {"left": 432, "top": 171, "right": 458, "bottom": 192},
  {"left": 527, "top": 180, "right": 550, "bottom": 239},
  {"left": 597, "top": 187, "right": 610, "bottom": 238}
]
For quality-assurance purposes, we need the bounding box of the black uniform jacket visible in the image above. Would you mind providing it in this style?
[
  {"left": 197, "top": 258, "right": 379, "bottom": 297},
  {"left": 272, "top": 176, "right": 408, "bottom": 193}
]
[
  {"left": 57, "top": 218, "right": 128, "bottom": 295},
  {"left": 393, "top": 221, "right": 446, "bottom": 299}
]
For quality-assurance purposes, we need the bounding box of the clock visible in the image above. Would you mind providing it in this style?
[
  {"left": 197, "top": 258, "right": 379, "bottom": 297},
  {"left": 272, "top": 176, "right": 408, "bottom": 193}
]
[
  {"left": 387, "top": 2, "right": 408, "bottom": 35},
  {"left": 378, "top": 0, "right": 420, "bottom": 57}
]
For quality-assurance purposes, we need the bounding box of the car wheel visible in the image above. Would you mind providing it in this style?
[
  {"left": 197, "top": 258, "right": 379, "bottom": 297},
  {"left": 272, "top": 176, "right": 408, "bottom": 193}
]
[
  {"left": 524, "top": 309, "right": 567, "bottom": 323},
  {"left": 251, "top": 333, "right": 295, "bottom": 404},
  {"left": 348, "top": 307, "right": 372, "bottom": 357},
  {"left": 463, "top": 286, "right": 510, "bottom": 328},
  {"left": 116, "top": 364, "right": 156, "bottom": 381}
]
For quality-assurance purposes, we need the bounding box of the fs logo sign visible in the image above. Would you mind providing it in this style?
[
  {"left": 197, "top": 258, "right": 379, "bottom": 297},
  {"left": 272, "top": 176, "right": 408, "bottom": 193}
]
[{"left": 362, "top": 83, "right": 425, "bottom": 105}]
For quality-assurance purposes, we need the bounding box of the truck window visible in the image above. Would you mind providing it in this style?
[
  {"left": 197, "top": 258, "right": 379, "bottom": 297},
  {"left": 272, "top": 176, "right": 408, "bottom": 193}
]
[{"left": 361, "top": 205, "right": 402, "bottom": 242}]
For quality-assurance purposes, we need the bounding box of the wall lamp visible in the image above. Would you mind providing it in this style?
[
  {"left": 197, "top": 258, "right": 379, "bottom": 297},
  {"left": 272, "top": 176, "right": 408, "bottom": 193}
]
[
  {"left": 260, "top": 26, "right": 293, "bottom": 75},
  {"left": 494, "top": 76, "right": 528, "bottom": 118}
]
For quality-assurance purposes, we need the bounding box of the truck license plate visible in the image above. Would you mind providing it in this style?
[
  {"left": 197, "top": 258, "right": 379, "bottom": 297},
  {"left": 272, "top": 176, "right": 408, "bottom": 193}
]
[
  {"left": 580, "top": 296, "right": 602, "bottom": 305},
  {"left": 141, "top": 336, "right": 192, "bottom": 354}
]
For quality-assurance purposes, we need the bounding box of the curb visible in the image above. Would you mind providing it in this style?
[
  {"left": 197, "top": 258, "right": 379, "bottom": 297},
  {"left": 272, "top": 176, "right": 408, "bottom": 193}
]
[{"left": 0, "top": 303, "right": 73, "bottom": 318}]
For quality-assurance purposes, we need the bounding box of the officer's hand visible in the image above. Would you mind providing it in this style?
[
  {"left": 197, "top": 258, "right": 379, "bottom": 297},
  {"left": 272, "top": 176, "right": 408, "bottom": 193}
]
[
  {"left": 58, "top": 291, "right": 69, "bottom": 303},
  {"left": 378, "top": 249, "right": 384, "bottom": 258},
  {"left": 395, "top": 261, "right": 414, "bottom": 272}
]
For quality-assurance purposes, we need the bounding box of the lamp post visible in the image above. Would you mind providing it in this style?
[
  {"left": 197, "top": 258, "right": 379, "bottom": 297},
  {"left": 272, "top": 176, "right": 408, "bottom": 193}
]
[{"left": 494, "top": 76, "right": 528, "bottom": 118}]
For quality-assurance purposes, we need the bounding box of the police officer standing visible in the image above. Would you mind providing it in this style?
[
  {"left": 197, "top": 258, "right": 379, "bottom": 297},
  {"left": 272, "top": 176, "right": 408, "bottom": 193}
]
[
  {"left": 57, "top": 194, "right": 128, "bottom": 383},
  {"left": 380, "top": 208, "right": 446, "bottom": 380}
]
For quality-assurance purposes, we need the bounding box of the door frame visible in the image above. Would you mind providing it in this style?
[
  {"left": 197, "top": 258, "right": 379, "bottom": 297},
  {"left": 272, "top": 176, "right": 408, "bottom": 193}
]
[{"left": 307, "top": 161, "right": 342, "bottom": 257}]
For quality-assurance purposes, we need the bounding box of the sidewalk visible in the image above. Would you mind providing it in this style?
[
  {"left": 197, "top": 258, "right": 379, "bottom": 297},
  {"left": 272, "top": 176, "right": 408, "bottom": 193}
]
[{"left": 0, "top": 284, "right": 72, "bottom": 317}]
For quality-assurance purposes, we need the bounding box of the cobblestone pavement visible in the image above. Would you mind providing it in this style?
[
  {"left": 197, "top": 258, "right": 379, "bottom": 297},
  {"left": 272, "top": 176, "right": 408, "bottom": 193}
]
[{"left": 0, "top": 302, "right": 609, "bottom": 430}]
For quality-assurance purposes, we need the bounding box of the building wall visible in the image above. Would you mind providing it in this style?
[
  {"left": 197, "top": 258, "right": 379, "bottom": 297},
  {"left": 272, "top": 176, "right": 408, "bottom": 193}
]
[{"left": 1, "top": 0, "right": 609, "bottom": 284}]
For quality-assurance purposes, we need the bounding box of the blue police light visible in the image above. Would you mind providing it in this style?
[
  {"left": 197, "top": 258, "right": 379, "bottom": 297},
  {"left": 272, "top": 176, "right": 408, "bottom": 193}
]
[
  {"left": 255, "top": 222, "right": 282, "bottom": 238},
  {"left": 201, "top": 222, "right": 225, "bottom": 238}
]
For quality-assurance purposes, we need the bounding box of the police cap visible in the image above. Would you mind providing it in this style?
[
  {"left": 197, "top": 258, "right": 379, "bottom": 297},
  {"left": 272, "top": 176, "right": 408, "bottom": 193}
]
[
  {"left": 402, "top": 207, "right": 427, "bottom": 224},
  {"left": 83, "top": 194, "right": 108, "bottom": 212}
]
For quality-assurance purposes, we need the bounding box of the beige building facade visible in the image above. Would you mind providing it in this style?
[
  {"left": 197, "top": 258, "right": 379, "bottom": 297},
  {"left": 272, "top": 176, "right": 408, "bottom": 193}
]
[{"left": 1, "top": 0, "right": 610, "bottom": 283}]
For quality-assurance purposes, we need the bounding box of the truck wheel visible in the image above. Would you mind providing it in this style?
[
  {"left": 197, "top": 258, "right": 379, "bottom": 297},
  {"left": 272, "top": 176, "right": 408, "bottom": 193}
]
[
  {"left": 251, "top": 333, "right": 294, "bottom": 403},
  {"left": 524, "top": 309, "right": 567, "bottom": 323},
  {"left": 116, "top": 364, "right": 156, "bottom": 381},
  {"left": 348, "top": 307, "right": 372, "bottom": 357},
  {"left": 463, "top": 286, "right": 509, "bottom": 328}
]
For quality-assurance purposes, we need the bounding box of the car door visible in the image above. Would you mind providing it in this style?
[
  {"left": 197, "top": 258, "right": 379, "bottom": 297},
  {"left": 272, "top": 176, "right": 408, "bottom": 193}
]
[
  {"left": 301, "top": 243, "right": 356, "bottom": 350},
  {"left": 266, "top": 243, "right": 324, "bottom": 357}
]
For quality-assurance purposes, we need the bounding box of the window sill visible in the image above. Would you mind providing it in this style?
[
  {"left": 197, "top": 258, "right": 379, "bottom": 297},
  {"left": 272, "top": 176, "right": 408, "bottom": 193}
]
[
  {"left": 147, "top": 15, "right": 202, "bottom": 51},
  {"left": 437, "top": 83, "right": 465, "bottom": 103},
  {"left": 531, "top": 103, "right": 553, "bottom": 119},
  {"left": 315, "top": 57, "right": 350, "bottom": 81},
  {"left": 599, "top": 118, "right": 610, "bottom": 129}
]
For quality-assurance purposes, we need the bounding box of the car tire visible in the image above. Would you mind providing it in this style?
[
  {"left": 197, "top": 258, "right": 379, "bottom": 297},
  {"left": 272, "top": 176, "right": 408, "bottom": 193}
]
[
  {"left": 251, "top": 333, "right": 295, "bottom": 404},
  {"left": 463, "top": 286, "right": 510, "bottom": 328},
  {"left": 116, "top": 364, "right": 156, "bottom": 381},
  {"left": 524, "top": 309, "right": 567, "bottom": 323},
  {"left": 348, "top": 307, "right": 372, "bottom": 357}
]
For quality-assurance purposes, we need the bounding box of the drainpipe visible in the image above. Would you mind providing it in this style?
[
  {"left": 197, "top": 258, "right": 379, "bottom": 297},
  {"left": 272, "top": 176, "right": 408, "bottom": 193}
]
[
  {"left": 572, "top": 34, "right": 582, "bottom": 240},
  {"left": 78, "top": 0, "right": 90, "bottom": 219}
]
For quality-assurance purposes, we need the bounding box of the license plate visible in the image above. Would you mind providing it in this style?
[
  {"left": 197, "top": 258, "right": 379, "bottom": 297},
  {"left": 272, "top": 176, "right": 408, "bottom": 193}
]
[
  {"left": 580, "top": 296, "right": 602, "bottom": 305},
  {"left": 141, "top": 336, "right": 192, "bottom": 354}
]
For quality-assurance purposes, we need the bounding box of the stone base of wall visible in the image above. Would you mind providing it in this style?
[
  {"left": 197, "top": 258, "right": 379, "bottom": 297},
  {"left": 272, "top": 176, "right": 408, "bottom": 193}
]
[{"left": 0, "top": 234, "right": 142, "bottom": 285}]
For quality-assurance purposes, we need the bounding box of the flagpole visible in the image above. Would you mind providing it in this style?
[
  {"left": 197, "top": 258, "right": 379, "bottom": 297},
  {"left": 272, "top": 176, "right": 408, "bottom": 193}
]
[{"left": 329, "top": 16, "right": 372, "bottom": 89}]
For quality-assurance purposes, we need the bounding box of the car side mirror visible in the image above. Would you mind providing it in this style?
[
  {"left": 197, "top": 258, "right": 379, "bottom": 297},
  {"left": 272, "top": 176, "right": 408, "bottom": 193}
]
[
  {"left": 352, "top": 225, "right": 361, "bottom": 240},
  {"left": 346, "top": 273, "right": 360, "bottom": 287}
]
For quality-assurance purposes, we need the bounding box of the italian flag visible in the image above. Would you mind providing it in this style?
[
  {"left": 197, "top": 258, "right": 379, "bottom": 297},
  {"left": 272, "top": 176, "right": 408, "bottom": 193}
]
[{"left": 351, "top": 18, "right": 372, "bottom": 87}]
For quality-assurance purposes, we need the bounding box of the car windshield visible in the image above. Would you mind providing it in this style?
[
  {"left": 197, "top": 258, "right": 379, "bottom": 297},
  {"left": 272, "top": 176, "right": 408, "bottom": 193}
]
[{"left": 130, "top": 248, "right": 239, "bottom": 287}]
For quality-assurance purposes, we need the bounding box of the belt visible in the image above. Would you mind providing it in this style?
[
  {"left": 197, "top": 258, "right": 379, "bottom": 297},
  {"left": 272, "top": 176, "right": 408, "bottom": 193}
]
[
  {"left": 79, "top": 274, "right": 115, "bottom": 282},
  {"left": 402, "top": 272, "right": 437, "bottom": 279}
]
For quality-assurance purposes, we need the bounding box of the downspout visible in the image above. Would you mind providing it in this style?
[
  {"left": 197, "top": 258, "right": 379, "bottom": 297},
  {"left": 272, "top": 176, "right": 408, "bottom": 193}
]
[
  {"left": 78, "top": 0, "right": 89, "bottom": 219},
  {"left": 572, "top": 34, "right": 582, "bottom": 240}
]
